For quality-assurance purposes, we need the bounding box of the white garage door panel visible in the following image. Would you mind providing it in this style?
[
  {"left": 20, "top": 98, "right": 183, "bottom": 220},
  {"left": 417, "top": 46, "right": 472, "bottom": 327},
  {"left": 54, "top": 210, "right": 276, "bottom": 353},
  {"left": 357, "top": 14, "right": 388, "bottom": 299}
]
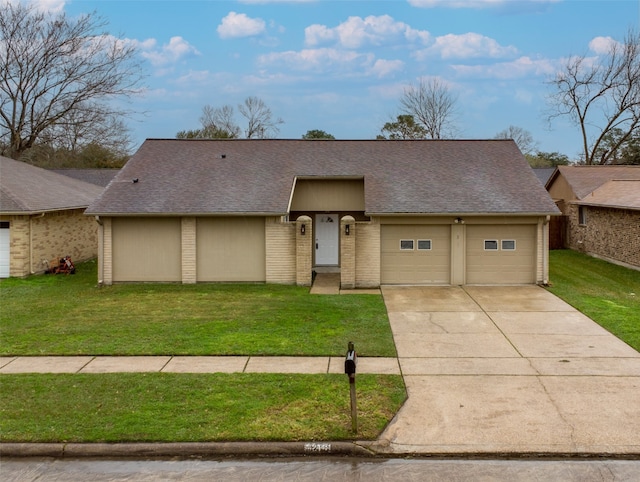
[
  {"left": 466, "top": 225, "right": 536, "bottom": 284},
  {"left": 0, "top": 223, "right": 10, "bottom": 278},
  {"left": 381, "top": 225, "right": 450, "bottom": 284}
]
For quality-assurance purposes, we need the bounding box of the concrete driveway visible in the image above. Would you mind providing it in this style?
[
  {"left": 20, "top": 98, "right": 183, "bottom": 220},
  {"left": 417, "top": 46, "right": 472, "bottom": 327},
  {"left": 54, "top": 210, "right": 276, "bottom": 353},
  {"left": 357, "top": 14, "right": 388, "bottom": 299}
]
[{"left": 367, "top": 285, "right": 640, "bottom": 455}]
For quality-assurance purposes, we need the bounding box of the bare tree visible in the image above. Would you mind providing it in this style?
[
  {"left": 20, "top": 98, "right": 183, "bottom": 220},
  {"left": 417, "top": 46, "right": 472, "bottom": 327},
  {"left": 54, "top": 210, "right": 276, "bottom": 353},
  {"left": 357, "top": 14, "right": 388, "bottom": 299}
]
[
  {"left": 494, "top": 125, "right": 538, "bottom": 155},
  {"left": 200, "top": 104, "right": 241, "bottom": 138},
  {"left": 546, "top": 29, "right": 640, "bottom": 165},
  {"left": 0, "top": 2, "right": 144, "bottom": 159},
  {"left": 399, "top": 78, "right": 458, "bottom": 139},
  {"left": 238, "top": 96, "right": 284, "bottom": 139}
]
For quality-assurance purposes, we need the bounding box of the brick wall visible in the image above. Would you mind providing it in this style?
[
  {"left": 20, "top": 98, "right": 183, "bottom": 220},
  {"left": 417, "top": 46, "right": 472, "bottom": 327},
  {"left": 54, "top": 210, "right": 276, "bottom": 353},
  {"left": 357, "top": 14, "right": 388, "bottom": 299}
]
[
  {"left": 265, "top": 216, "right": 296, "bottom": 284},
  {"left": 567, "top": 204, "right": 640, "bottom": 268},
  {"left": 4, "top": 210, "right": 97, "bottom": 277},
  {"left": 355, "top": 218, "right": 380, "bottom": 288},
  {"left": 181, "top": 217, "right": 197, "bottom": 284}
]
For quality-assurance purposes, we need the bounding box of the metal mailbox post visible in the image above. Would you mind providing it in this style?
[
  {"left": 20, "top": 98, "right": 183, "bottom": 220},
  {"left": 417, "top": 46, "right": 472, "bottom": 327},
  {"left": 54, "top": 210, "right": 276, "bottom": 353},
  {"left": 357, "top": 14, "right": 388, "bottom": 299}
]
[{"left": 344, "top": 341, "right": 357, "bottom": 433}]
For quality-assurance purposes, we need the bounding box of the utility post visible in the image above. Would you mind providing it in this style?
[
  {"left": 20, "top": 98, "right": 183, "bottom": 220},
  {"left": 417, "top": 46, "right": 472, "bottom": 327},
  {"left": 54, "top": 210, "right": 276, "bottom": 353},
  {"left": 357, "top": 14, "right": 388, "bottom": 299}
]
[{"left": 344, "top": 341, "right": 357, "bottom": 434}]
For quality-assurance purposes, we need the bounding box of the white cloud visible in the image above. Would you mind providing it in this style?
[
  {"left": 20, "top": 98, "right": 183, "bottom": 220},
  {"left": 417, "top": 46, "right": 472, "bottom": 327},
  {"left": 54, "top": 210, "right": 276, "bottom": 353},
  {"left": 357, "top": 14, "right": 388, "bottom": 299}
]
[
  {"left": 451, "top": 56, "right": 556, "bottom": 79},
  {"left": 140, "top": 36, "right": 200, "bottom": 67},
  {"left": 371, "top": 59, "right": 405, "bottom": 77},
  {"left": 217, "top": 11, "right": 266, "bottom": 39},
  {"left": 415, "top": 32, "right": 517, "bottom": 60},
  {"left": 258, "top": 48, "right": 401, "bottom": 77},
  {"left": 305, "top": 15, "right": 430, "bottom": 49},
  {"left": 589, "top": 36, "right": 622, "bottom": 55},
  {"left": 6, "top": 0, "right": 66, "bottom": 13}
]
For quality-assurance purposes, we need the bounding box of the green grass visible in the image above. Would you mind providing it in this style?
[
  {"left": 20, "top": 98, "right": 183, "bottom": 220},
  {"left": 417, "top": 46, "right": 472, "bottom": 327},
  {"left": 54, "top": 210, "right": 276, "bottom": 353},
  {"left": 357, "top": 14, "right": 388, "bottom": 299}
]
[
  {"left": 547, "top": 250, "right": 640, "bottom": 351},
  {"left": 0, "top": 373, "right": 406, "bottom": 442},
  {"left": 0, "top": 260, "right": 395, "bottom": 357}
]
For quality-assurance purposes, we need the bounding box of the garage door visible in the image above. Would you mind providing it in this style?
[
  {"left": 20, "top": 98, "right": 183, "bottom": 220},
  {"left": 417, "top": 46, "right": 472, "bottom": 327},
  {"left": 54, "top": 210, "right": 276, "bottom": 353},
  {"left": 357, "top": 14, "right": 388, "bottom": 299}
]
[
  {"left": 112, "top": 218, "right": 182, "bottom": 282},
  {"left": 381, "top": 225, "right": 450, "bottom": 284},
  {"left": 197, "top": 217, "right": 265, "bottom": 282},
  {"left": 466, "top": 225, "right": 536, "bottom": 284},
  {"left": 0, "top": 222, "right": 9, "bottom": 278}
]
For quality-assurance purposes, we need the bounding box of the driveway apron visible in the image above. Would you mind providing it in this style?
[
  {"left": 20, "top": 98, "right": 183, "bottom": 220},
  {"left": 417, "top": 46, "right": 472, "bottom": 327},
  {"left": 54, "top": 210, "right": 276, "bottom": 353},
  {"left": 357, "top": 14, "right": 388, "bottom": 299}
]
[{"left": 369, "top": 285, "right": 640, "bottom": 455}]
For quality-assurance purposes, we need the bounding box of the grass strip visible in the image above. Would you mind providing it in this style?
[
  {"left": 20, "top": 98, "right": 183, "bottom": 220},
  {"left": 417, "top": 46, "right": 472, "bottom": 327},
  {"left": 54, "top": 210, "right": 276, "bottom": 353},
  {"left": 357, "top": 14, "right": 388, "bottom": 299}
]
[
  {"left": 546, "top": 250, "right": 640, "bottom": 351},
  {"left": 0, "top": 260, "right": 395, "bottom": 357},
  {"left": 0, "top": 373, "right": 406, "bottom": 443}
]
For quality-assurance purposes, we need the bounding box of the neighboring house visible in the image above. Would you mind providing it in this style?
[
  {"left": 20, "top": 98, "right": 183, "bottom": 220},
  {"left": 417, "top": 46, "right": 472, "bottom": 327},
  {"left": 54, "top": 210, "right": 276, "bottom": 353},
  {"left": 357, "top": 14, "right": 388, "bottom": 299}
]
[
  {"left": 86, "top": 139, "right": 560, "bottom": 287},
  {"left": 533, "top": 168, "right": 555, "bottom": 186},
  {"left": 546, "top": 165, "right": 640, "bottom": 268},
  {"left": 0, "top": 156, "right": 104, "bottom": 278},
  {"left": 52, "top": 169, "right": 120, "bottom": 187}
]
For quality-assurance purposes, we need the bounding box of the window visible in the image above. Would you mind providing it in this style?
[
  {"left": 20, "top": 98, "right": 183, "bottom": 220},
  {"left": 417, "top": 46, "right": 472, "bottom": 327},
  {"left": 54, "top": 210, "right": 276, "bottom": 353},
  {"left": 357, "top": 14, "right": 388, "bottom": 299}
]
[
  {"left": 501, "top": 240, "right": 516, "bottom": 250},
  {"left": 484, "top": 240, "right": 498, "bottom": 250},
  {"left": 578, "top": 206, "right": 587, "bottom": 225},
  {"left": 400, "top": 239, "right": 414, "bottom": 250},
  {"left": 0, "top": 222, "right": 9, "bottom": 229},
  {"left": 417, "top": 239, "right": 432, "bottom": 250}
]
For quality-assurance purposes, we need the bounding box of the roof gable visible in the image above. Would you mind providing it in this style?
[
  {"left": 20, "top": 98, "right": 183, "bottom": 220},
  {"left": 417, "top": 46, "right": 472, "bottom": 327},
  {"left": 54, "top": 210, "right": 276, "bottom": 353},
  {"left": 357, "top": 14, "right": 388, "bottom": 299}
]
[
  {"left": 0, "top": 156, "right": 104, "bottom": 214},
  {"left": 86, "top": 139, "right": 559, "bottom": 216}
]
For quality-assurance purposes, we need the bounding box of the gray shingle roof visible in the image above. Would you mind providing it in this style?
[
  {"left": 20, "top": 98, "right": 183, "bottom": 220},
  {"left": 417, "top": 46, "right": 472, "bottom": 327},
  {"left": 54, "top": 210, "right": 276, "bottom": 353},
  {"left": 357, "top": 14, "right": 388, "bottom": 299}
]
[
  {"left": 1, "top": 156, "right": 104, "bottom": 214},
  {"left": 86, "top": 139, "right": 560, "bottom": 216},
  {"left": 52, "top": 169, "right": 120, "bottom": 187},
  {"left": 548, "top": 165, "right": 640, "bottom": 199}
]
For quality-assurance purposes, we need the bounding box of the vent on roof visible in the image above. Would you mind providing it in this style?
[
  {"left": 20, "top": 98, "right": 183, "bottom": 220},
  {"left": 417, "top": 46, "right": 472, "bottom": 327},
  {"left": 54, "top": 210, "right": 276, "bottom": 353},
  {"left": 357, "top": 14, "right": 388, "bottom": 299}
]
[
  {"left": 220, "top": 154, "right": 226, "bottom": 159},
  {"left": 132, "top": 178, "right": 139, "bottom": 183}
]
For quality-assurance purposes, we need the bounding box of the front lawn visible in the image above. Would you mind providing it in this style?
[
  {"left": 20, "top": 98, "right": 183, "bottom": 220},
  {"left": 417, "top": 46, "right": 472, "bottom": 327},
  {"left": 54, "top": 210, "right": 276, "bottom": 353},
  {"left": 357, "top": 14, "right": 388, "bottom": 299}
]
[
  {"left": 0, "top": 260, "right": 395, "bottom": 357},
  {"left": 0, "top": 373, "right": 406, "bottom": 442},
  {"left": 547, "top": 250, "right": 640, "bottom": 352}
]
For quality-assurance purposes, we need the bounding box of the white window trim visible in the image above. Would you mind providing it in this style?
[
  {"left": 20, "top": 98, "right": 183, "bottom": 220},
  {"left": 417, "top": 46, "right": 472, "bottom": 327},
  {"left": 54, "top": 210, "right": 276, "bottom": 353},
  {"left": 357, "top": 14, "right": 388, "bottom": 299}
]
[
  {"left": 484, "top": 239, "right": 499, "bottom": 251},
  {"left": 501, "top": 239, "right": 516, "bottom": 251},
  {"left": 400, "top": 239, "right": 414, "bottom": 250},
  {"left": 417, "top": 239, "right": 432, "bottom": 250}
]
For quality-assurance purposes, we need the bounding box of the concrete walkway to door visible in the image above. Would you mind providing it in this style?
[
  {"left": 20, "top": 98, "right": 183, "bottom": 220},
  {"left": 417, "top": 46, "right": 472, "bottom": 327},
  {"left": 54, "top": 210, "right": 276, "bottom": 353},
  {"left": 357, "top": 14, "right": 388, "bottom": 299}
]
[{"left": 365, "top": 285, "right": 640, "bottom": 456}]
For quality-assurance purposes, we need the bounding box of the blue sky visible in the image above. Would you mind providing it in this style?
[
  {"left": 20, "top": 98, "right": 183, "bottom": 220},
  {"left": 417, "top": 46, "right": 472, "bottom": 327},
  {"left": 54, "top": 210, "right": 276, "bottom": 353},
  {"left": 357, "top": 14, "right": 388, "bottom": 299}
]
[{"left": 43, "top": 1, "right": 640, "bottom": 158}]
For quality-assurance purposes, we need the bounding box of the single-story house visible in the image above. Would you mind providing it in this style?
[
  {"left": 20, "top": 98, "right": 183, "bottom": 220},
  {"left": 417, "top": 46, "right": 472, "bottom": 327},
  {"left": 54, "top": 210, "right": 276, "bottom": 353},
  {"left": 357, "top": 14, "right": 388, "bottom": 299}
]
[
  {"left": 546, "top": 165, "right": 640, "bottom": 268},
  {"left": 0, "top": 156, "right": 104, "bottom": 278},
  {"left": 85, "top": 139, "right": 560, "bottom": 287}
]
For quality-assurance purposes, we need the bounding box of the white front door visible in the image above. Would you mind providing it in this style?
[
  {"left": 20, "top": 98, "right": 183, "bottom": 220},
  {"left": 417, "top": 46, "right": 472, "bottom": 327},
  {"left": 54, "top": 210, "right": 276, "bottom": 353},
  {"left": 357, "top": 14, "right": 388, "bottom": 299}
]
[{"left": 315, "top": 214, "right": 339, "bottom": 265}]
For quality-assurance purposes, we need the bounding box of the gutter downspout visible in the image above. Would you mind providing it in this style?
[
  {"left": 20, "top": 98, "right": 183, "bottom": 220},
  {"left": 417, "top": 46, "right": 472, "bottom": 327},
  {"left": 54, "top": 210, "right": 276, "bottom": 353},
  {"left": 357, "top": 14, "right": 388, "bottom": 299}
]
[{"left": 95, "top": 216, "right": 104, "bottom": 286}]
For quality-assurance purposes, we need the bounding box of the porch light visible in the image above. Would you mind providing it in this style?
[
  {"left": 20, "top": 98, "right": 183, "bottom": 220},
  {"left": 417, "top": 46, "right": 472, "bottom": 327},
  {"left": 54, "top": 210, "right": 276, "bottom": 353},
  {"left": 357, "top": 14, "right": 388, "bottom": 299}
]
[
  {"left": 301, "top": 223, "right": 306, "bottom": 235},
  {"left": 345, "top": 224, "right": 350, "bottom": 235}
]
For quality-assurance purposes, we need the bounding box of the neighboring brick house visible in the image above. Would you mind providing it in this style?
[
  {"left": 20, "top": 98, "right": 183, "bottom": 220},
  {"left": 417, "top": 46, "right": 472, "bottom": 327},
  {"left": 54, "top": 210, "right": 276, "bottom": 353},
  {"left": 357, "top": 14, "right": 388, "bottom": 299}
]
[
  {"left": 0, "top": 156, "right": 104, "bottom": 277},
  {"left": 86, "top": 139, "right": 559, "bottom": 287},
  {"left": 546, "top": 166, "right": 640, "bottom": 269}
]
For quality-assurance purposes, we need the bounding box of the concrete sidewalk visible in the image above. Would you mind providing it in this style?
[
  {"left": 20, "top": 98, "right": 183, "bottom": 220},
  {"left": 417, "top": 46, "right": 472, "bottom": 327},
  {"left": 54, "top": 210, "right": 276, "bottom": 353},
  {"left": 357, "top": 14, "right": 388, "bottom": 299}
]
[
  {"left": 0, "top": 355, "right": 400, "bottom": 375},
  {"left": 365, "top": 285, "right": 640, "bottom": 456}
]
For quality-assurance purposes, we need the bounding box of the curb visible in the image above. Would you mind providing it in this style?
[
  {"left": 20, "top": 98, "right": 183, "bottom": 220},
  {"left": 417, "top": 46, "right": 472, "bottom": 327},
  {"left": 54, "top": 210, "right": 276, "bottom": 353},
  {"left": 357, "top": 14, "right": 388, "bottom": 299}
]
[{"left": 0, "top": 441, "right": 376, "bottom": 459}]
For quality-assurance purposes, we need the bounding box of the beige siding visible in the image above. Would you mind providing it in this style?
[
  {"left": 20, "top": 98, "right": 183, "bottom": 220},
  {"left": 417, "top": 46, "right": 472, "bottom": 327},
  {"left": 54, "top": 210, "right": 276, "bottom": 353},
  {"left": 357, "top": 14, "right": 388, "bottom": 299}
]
[
  {"left": 196, "top": 217, "right": 265, "bottom": 282},
  {"left": 381, "top": 224, "right": 451, "bottom": 284},
  {"left": 265, "top": 216, "right": 296, "bottom": 284},
  {"left": 466, "top": 224, "right": 536, "bottom": 284},
  {"left": 112, "top": 217, "right": 181, "bottom": 282},
  {"left": 1, "top": 210, "right": 97, "bottom": 277},
  {"left": 290, "top": 179, "right": 365, "bottom": 211},
  {"left": 355, "top": 219, "right": 380, "bottom": 288}
]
